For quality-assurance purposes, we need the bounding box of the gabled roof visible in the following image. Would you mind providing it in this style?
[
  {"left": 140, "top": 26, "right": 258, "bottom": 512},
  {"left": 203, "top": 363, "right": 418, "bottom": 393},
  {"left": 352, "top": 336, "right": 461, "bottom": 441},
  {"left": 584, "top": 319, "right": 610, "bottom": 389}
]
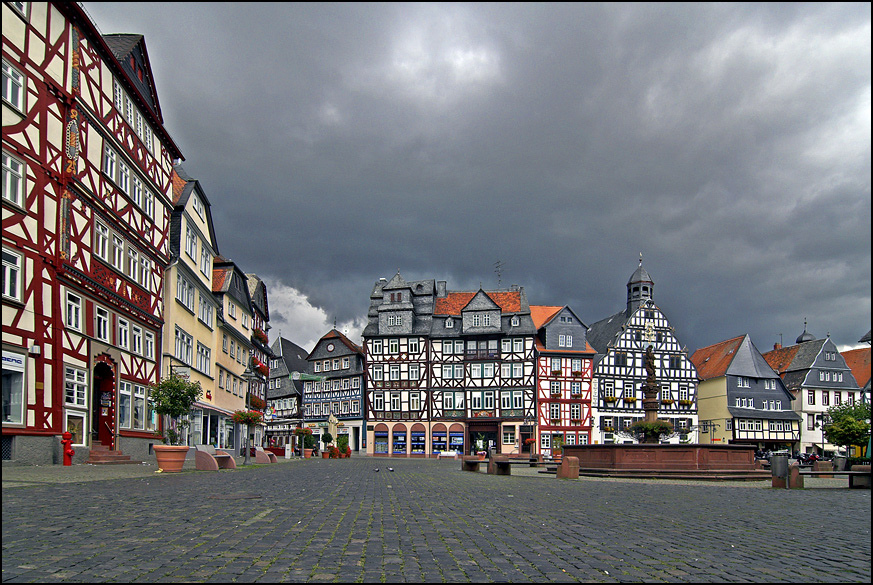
[
  {"left": 586, "top": 309, "right": 629, "bottom": 354},
  {"left": 843, "top": 347, "right": 871, "bottom": 388},
  {"left": 308, "top": 328, "right": 363, "bottom": 358},
  {"left": 102, "top": 33, "right": 161, "bottom": 121},
  {"left": 170, "top": 164, "right": 219, "bottom": 255},
  {"left": 530, "top": 306, "right": 563, "bottom": 329},
  {"left": 762, "top": 339, "right": 827, "bottom": 374},
  {"left": 434, "top": 291, "right": 522, "bottom": 315},
  {"left": 692, "top": 335, "right": 780, "bottom": 381}
]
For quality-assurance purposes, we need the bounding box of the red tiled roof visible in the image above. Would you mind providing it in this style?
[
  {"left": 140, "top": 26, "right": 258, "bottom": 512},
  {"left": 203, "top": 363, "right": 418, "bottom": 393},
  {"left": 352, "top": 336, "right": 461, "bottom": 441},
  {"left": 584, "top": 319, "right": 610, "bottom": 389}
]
[
  {"left": 530, "top": 305, "right": 563, "bottom": 329},
  {"left": 690, "top": 335, "right": 744, "bottom": 380},
  {"left": 843, "top": 347, "right": 871, "bottom": 387},
  {"left": 211, "top": 267, "right": 229, "bottom": 292},
  {"left": 433, "top": 291, "right": 521, "bottom": 315},
  {"left": 762, "top": 345, "right": 801, "bottom": 375}
]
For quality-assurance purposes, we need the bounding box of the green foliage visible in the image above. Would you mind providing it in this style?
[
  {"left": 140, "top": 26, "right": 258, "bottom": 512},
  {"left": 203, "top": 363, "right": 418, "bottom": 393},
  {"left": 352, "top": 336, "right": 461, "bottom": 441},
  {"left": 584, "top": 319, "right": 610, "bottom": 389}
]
[
  {"left": 322, "top": 432, "right": 334, "bottom": 446},
  {"left": 303, "top": 434, "right": 316, "bottom": 449},
  {"left": 150, "top": 375, "right": 202, "bottom": 418},
  {"left": 823, "top": 401, "right": 870, "bottom": 451},
  {"left": 628, "top": 420, "right": 675, "bottom": 443},
  {"left": 336, "top": 434, "right": 349, "bottom": 452},
  {"left": 149, "top": 375, "right": 202, "bottom": 445}
]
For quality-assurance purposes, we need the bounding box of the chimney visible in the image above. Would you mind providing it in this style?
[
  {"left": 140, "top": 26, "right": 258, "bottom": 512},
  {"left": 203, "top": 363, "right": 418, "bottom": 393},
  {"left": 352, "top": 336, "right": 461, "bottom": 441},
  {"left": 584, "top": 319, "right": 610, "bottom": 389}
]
[{"left": 774, "top": 343, "right": 782, "bottom": 350}]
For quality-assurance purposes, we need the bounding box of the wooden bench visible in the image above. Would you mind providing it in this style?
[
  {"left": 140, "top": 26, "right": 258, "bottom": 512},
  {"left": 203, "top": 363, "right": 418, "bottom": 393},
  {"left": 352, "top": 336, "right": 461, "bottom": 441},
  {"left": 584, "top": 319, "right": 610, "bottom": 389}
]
[
  {"left": 254, "top": 446, "right": 278, "bottom": 464},
  {"left": 460, "top": 456, "right": 481, "bottom": 472},
  {"left": 195, "top": 444, "right": 236, "bottom": 471}
]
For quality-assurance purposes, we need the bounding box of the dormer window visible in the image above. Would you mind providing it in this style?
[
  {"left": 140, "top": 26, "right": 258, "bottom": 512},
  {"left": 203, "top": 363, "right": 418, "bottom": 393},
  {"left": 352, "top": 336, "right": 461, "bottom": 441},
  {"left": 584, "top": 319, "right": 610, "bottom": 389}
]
[
  {"left": 511, "top": 316, "right": 519, "bottom": 327},
  {"left": 473, "top": 314, "right": 480, "bottom": 327},
  {"left": 445, "top": 318, "right": 453, "bottom": 329},
  {"left": 483, "top": 314, "right": 491, "bottom": 326}
]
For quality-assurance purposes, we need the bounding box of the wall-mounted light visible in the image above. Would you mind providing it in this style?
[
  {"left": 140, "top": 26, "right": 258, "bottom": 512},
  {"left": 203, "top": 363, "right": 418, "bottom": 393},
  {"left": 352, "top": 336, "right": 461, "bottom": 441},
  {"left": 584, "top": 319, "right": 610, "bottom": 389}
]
[{"left": 29, "top": 344, "right": 40, "bottom": 355}]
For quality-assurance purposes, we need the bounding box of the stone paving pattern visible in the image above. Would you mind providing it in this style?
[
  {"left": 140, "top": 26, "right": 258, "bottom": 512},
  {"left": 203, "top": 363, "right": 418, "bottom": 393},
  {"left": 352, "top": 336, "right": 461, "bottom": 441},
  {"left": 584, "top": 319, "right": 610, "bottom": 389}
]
[{"left": 2, "top": 457, "right": 870, "bottom": 583}]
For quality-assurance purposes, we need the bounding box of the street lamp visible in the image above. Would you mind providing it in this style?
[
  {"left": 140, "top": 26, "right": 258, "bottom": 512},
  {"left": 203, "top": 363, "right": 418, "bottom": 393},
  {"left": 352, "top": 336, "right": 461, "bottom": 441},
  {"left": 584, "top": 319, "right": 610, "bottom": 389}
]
[{"left": 240, "top": 364, "right": 257, "bottom": 465}]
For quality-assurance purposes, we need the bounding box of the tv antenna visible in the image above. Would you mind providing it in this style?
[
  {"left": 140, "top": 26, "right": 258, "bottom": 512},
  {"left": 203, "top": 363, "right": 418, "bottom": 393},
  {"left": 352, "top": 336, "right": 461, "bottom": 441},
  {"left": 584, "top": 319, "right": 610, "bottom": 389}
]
[{"left": 494, "top": 260, "right": 504, "bottom": 290}]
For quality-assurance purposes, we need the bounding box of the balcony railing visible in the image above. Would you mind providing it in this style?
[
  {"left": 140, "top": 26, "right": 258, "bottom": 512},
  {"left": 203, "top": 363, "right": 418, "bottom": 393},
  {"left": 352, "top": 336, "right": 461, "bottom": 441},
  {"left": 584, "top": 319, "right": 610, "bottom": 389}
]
[{"left": 464, "top": 350, "right": 500, "bottom": 360}]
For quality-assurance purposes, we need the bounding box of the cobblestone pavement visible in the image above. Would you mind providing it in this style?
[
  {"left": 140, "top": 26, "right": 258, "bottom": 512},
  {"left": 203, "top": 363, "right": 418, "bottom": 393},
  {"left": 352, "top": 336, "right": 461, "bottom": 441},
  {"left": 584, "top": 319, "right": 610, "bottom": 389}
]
[{"left": 2, "top": 457, "right": 870, "bottom": 583}]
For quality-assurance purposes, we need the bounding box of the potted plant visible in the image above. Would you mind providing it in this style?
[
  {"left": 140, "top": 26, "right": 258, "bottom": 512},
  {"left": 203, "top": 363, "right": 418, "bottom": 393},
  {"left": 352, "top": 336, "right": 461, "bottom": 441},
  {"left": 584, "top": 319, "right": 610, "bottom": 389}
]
[
  {"left": 321, "top": 432, "right": 333, "bottom": 458},
  {"left": 295, "top": 427, "right": 314, "bottom": 458},
  {"left": 232, "top": 410, "right": 263, "bottom": 465},
  {"left": 337, "top": 435, "right": 349, "bottom": 458},
  {"left": 149, "top": 374, "right": 202, "bottom": 472}
]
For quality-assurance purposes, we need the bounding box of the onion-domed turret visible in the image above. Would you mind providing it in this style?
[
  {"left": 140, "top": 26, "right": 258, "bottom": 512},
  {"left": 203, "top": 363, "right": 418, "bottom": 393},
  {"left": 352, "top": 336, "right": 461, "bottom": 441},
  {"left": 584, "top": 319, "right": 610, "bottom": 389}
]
[{"left": 796, "top": 319, "right": 815, "bottom": 344}]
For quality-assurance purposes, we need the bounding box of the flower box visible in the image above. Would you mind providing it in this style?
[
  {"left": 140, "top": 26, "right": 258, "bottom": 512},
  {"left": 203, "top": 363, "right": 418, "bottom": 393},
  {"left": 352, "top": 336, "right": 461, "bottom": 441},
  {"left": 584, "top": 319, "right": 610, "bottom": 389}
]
[
  {"left": 623, "top": 397, "right": 637, "bottom": 403},
  {"left": 661, "top": 399, "right": 674, "bottom": 405},
  {"left": 551, "top": 370, "right": 562, "bottom": 376},
  {"left": 678, "top": 399, "right": 693, "bottom": 406},
  {"left": 604, "top": 396, "right": 618, "bottom": 403},
  {"left": 571, "top": 371, "right": 583, "bottom": 377},
  {"left": 603, "top": 427, "right": 615, "bottom": 432}
]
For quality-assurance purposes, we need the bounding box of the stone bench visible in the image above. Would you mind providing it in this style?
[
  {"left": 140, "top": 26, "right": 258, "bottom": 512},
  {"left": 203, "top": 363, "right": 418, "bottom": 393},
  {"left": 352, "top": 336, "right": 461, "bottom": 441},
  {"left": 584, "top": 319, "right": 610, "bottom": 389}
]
[
  {"left": 487, "top": 455, "right": 511, "bottom": 476},
  {"left": 460, "top": 456, "right": 481, "bottom": 472},
  {"left": 786, "top": 463, "right": 870, "bottom": 489},
  {"left": 195, "top": 444, "right": 236, "bottom": 471},
  {"left": 254, "top": 446, "right": 278, "bottom": 463}
]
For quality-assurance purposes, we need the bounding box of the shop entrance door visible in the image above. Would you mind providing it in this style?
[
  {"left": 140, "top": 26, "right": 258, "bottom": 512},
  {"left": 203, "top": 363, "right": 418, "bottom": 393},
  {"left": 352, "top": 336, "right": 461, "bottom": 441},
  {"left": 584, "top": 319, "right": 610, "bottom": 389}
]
[{"left": 92, "top": 361, "right": 115, "bottom": 448}]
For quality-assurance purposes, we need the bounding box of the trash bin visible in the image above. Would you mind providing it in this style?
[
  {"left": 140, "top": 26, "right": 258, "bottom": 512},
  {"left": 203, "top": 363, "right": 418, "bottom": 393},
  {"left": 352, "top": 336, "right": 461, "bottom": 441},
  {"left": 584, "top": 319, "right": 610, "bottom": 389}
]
[
  {"left": 284, "top": 444, "right": 292, "bottom": 459},
  {"left": 770, "top": 454, "right": 789, "bottom": 478},
  {"left": 833, "top": 455, "right": 847, "bottom": 471}
]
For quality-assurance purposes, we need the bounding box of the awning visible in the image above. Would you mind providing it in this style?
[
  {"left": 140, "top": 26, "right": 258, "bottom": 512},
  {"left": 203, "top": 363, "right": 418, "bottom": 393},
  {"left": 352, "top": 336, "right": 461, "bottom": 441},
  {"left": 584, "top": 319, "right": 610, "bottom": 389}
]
[{"left": 193, "top": 401, "right": 235, "bottom": 417}]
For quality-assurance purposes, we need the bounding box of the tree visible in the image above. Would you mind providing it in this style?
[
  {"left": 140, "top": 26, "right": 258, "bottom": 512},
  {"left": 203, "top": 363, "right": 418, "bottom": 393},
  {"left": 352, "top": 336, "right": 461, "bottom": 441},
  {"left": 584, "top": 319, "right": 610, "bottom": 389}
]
[
  {"left": 823, "top": 402, "right": 870, "bottom": 454},
  {"left": 149, "top": 375, "right": 202, "bottom": 445}
]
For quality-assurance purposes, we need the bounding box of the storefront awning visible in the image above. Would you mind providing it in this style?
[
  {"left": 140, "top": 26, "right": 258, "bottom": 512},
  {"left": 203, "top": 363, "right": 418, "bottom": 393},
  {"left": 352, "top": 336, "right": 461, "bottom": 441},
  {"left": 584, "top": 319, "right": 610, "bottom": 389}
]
[{"left": 193, "top": 401, "right": 235, "bottom": 417}]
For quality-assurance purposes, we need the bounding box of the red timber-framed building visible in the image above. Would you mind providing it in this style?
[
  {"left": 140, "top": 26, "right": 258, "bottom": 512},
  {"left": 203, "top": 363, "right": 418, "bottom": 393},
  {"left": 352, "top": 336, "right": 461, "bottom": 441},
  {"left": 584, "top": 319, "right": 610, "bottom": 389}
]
[
  {"left": 2, "top": 2, "right": 183, "bottom": 464},
  {"left": 531, "top": 305, "right": 596, "bottom": 457}
]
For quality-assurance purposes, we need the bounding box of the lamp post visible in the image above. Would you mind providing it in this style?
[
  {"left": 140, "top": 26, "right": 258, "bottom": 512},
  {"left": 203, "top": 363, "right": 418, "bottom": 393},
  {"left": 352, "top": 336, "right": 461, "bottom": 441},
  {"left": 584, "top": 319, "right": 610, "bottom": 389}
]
[{"left": 241, "top": 364, "right": 257, "bottom": 465}]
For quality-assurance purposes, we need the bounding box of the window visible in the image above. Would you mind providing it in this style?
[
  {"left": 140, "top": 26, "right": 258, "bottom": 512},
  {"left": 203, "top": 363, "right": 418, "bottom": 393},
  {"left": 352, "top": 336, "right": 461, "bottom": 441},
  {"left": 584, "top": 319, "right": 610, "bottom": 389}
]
[
  {"left": 503, "top": 428, "right": 515, "bottom": 444},
  {"left": 185, "top": 225, "right": 197, "bottom": 259},
  {"left": 342, "top": 357, "right": 350, "bottom": 369},
  {"left": 669, "top": 355, "right": 681, "bottom": 370},
  {"left": 117, "top": 161, "right": 130, "bottom": 194},
  {"left": 200, "top": 247, "right": 211, "bottom": 276},
  {"left": 133, "top": 385, "right": 147, "bottom": 430},
  {"left": 373, "top": 393, "right": 384, "bottom": 411},
  {"left": 473, "top": 314, "right": 480, "bottom": 327},
  {"left": 118, "top": 381, "right": 132, "bottom": 429},
  {"left": 95, "top": 222, "right": 109, "bottom": 261},
  {"left": 131, "top": 326, "right": 142, "bottom": 355},
  {"left": 571, "top": 382, "right": 581, "bottom": 395},
  {"left": 2, "top": 350, "right": 26, "bottom": 424},
  {"left": 176, "top": 275, "right": 195, "bottom": 311},
  {"left": 559, "top": 334, "right": 572, "bottom": 347},
  {"left": 471, "top": 393, "right": 482, "bottom": 410},
  {"left": 679, "top": 387, "right": 689, "bottom": 402},
  {"left": 65, "top": 292, "right": 81, "bottom": 330},
  {"left": 2, "top": 248, "right": 22, "bottom": 301},
  {"left": 175, "top": 327, "right": 193, "bottom": 365},
  {"left": 103, "top": 145, "right": 117, "bottom": 181},
  {"left": 371, "top": 339, "right": 383, "bottom": 354},
  {"left": 571, "top": 403, "right": 581, "bottom": 421},
  {"left": 737, "top": 377, "right": 749, "bottom": 388},
  {"left": 513, "top": 338, "right": 523, "bottom": 352},
  {"left": 511, "top": 316, "right": 519, "bottom": 327},
  {"left": 389, "top": 365, "right": 400, "bottom": 381},
  {"left": 550, "top": 381, "right": 561, "bottom": 394},
  {"left": 410, "top": 393, "right": 420, "bottom": 411},
  {"left": 614, "top": 352, "right": 627, "bottom": 367},
  {"left": 126, "top": 247, "right": 138, "bottom": 280},
  {"left": 2, "top": 60, "right": 24, "bottom": 112},
  {"left": 117, "top": 318, "right": 129, "bottom": 349},
  {"left": 65, "top": 366, "right": 87, "bottom": 407},
  {"left": 445, "top": 318, "right": 453, "bottom": 329},
  {"left": 198, "top": 294, "right": 213, "bottom": 327},
  {"left": 143, "top": 331, "right": 153, "bottom": 359},
  {"left": 95, "top": 307, "right": 109, "bottom": 341},
  {"left": 822, "top": 391, "right": 829, "bottom": 406},
  {"left": 389, "top": 339, "right": 399, "bottom": 353},
  {"left": 2, "top": 151, "right": 25, "bottom": 206},
  {"left": 372, "top": 365, "right": 383, "bottom": 381},
  {"left": 409, "top": 364, "right": 420, "bottom": 381},
  {"left": 390, "top": 393, "right": 400, "bottom": 411},
  {"left": 112, "top": 236, "right": 124, "bottom": 270},
  {"left": 551, "top": 358, "right": 562, "bottom": 372},
  {"left": 550, "top": 403, "right": 561, "bottom": 422},
  {"left": 807, "top": 414, "right": 815, "bottom": 431},
  {"left": 604, "top": 381, "right": 615, "bottom": 399},
  {"left": 196, "top": 343, "right": 211, "bottom": 375},
  {"left": 807, "top": 390, "right": 815, "bottom": 406}
]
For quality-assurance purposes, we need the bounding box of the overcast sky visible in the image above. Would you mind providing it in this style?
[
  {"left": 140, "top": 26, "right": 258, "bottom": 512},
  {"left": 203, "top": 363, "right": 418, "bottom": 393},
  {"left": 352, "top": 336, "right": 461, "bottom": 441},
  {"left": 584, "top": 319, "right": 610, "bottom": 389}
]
[{"left": 83, "top": 3, "right": 871, "bottom": 354}]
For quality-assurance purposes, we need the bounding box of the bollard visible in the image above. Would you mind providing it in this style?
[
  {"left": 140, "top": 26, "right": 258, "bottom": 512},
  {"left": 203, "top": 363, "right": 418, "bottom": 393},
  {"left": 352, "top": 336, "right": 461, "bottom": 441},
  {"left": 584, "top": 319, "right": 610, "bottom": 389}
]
[
  {"left": 788, "top": 463, "right": 804, "bottom": 489},
  {"left": 557, "top": 456, "right": 580, "bottom": 479},
  {"left": 61, "top": 431, "right": 75, "bottom": 466}
]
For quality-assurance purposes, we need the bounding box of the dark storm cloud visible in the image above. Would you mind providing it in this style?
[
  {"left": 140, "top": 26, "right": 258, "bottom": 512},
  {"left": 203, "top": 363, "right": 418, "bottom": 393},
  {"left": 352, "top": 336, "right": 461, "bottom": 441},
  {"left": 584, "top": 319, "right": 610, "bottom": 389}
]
[{"left": 84, "top": 2, "right": 871, "bottom": 352}]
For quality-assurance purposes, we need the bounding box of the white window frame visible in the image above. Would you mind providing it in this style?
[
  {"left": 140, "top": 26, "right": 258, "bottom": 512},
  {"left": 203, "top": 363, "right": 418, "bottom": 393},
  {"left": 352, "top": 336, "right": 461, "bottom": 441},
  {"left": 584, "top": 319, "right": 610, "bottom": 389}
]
[
  {"left": 131, "top": 326, "right": 143, "bottom": 356},
  {"left": 117, "top": 318, "right": 129, "bottom": 350},
  {"left": 143, "top": 331, "right": 153, "bottom": 359},
  {"left": 66, "top": 291, "right": 81, "bottom": 331},
  {"left": 2, "top": 150, "right": 25, "bottom": 207},
  {"left": 64, "top": 366, "right": 87, "bottom": 407},
  {"left": 95, "top": 306, "right": 109, "bottom": 342},
  {"left": 2, "top": 248, "right": 23, "bottom": 302},
  {"left": 2, "top": 60, "right": 25, "bottom": 112}
]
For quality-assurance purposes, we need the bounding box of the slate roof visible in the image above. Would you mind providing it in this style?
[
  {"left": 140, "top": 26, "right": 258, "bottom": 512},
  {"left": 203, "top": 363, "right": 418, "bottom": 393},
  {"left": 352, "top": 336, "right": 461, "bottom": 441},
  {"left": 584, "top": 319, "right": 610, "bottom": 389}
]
[
  {"left": 727, "top": 407, "right": 801, "bottom": 421},
  {"left": 762, "top": 339, "right": 826, "bottom": 374},
  {"left": 586, "top": 309, "right": 629, "bottom": 355},
  {"left": 309, "top": 328, "right": 363, "bottom": 358},
  {"left": 267, "top": 337, "right": 309, "bottom": 400},
  {"left": 692, "top": 335, "right": 781, "bottom": 381}
]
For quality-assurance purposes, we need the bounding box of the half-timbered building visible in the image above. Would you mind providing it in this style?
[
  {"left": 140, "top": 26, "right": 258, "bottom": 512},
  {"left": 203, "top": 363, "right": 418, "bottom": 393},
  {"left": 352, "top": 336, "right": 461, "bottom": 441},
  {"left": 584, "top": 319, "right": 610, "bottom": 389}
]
[
  {"left": 304, "top": 329, "right": 365, "bottom": 451},
  {"left": 531, "top": 305, "right": 596, "bottom": 456},
  {"left": 245, "top": 273, "right": 272, "bottom": 442},
  {"left": 3, "top": 2, "right": 183, "bottom": 463},
  {"left": 362, "top": 273, "right": 537, "bottom": 457},
  {"left": 692, "top": 334, "right": 800, "bottom": 451},
  {"left": 762, "top": 323, "right": 861, "bottom": 456},
  {"left": 587, "top": 260, "right": 699, "bottom": 444},
  {"left": 266, "top": 336, "right": 308, "bottom": 448}
]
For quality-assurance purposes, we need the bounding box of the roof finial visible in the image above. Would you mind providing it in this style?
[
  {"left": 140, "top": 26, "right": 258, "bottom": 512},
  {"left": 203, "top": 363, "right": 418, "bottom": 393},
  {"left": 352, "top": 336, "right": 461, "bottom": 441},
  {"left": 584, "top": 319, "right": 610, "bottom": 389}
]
[{"left": 639, "top": 252, "right": 643, "bottom": 266}]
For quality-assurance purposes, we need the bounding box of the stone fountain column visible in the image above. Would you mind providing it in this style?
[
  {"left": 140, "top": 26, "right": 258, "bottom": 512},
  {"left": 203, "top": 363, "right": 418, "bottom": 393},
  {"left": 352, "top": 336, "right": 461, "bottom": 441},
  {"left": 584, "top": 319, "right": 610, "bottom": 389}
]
[{"left": 642, "top": 345, "right": 660, "bottom": 428}]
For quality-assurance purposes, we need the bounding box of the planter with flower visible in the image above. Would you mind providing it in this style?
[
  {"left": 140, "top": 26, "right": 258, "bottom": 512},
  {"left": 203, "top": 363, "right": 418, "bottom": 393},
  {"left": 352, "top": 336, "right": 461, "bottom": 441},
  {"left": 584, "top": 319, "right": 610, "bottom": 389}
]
[
  {"left": 294, "top": 427, "right": 314, "bottom": 457},
  {"left": 252, "top": 328, "right": 269, "bottom": 346},
  {"left": 661, "top": 399, "right": 674, "bottom": 405},
  {"left": 678, "top": 399, "right": 693, "bottom": 407},
  {"left": 604, "top": 396, "right": 618, "bottom": 404},
  {"left": 149, "top": 374, "right": 203, "bottom": 472},
  {"left": 623, "top": 396, "right": 637, "bottom": 404},
  {"left": 232, "top": 409, "right": 263, "bottom": 465},
  {"left": 336, "top": 435, "right": 350, "bottom": 458},
  {"left": 321, "top": 432, "right": 333, "bottom": 458}
]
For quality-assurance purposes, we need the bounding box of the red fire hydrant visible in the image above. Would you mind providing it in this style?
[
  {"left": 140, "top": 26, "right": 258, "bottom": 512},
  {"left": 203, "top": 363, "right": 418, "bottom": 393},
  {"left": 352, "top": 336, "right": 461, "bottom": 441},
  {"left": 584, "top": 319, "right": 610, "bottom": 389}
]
[{"left": 61, "top": 431, "right": 75, "bottom": 466}]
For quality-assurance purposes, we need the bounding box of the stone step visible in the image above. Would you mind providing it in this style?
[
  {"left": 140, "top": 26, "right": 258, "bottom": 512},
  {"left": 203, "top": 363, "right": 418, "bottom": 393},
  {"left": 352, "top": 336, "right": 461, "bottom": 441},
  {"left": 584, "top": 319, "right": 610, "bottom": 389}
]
[{"left": 85, "top": 447, "right": 143, "bottom": 465}]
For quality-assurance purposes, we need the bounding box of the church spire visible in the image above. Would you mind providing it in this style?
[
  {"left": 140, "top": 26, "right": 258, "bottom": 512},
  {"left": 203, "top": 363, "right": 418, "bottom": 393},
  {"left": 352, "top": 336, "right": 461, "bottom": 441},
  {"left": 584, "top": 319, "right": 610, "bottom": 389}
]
[{"left": 627, "top": 255, "right": 654, "bottom": 313}]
